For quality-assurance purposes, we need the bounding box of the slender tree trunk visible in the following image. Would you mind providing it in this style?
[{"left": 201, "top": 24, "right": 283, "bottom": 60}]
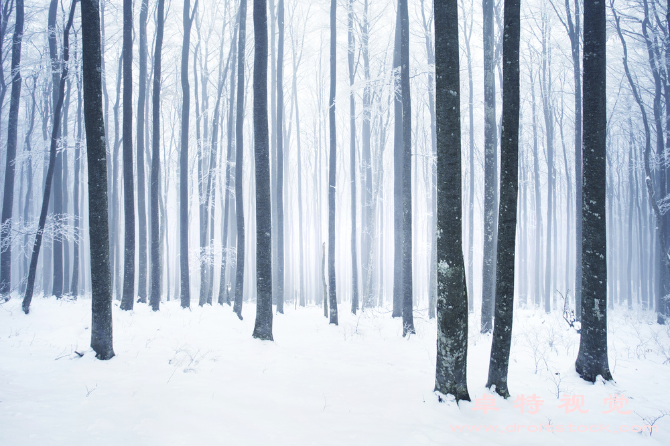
[
  {"left": 348, "top": 0, "right": 359, "bottom": 314},
  {"left": 392, "top": 3, "right": 403, "bottom": 319},
  {"left": 486, "top": 0, "right": 520, "bottom": 398},
  {"left": 399, "top": 0, "right": 414, "bottom": 336},
  {"left": 434, "top": 0, "right": 470, "bottom": 402},
  {"left": 49, "top": 0, "right": 64, "bottom": 299},
  {"left": 70, "top": 59, "right": 83, "bottom": 296},
  {"left": 233, "top": 0, "right": 247, "bottom": 319},
  {"left": 252, "top": 0, "right": 273, "bottom": 341},
  {"left": 275, "top": 0, "right": 285, "bottom": 313},
  {"left": 219, "top": 13, "right": 239, "bottom": 306},
  {"left": 119, "top": 0, "right": 135, "bottom": 310},
  {"left": 150, "top": 0, "right": 165, "bottom": 311},
  {"left": 576, "top": 0, "right": 612, "bottom": 382},
  {"left": 360, "top": 0, "right": 373, "bottom": 310},
  {"left": 180, "top": 0, "right": 198, "bottom": 308},
  {"left": 0, "top": 0, "right": 23, "bottom": 299},
  {"left": 481, "top": 0, "right": 498, "bottom": 332},
  {"left": 328, "top": 0, "right": 338, "bottom": 325},
  {"left": 135, "top": 0, "right": 148, "bottom": 304}
]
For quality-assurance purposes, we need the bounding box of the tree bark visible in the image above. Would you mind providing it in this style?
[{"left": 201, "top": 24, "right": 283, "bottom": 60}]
[
  {"left": 328, "top": 0, "right": 338, "bottom": 325},
  {"left": 348, "top": 0, "right": 359, "bottom": 314},
  {"left": 120, "top": 0, "right": 135, "bottom": 311},
  {"left": 252, "top": 0, "right": 273, "bottom": 341},
  {"left": 180, "top": 0, "right": 198, "bottom": 308},
  {"left": 392, "top": 3, "right": 403, "bottom": 319},
  {"left": 276, "top": 0, "right": 285, "bottom": 313},
  {"left": 0, "top": 0, "right": 22, "bottom": 299},
  {"left": 136, "top": 0, "right": 149, "bottom": 304},
  {"left": 575, "top": 0, "right": 612, "bottom": 383},
  {"left": 81, "top": 0, "right": 114, "bottom": 360},
  {"left": 150, "top": 0, "right": 165, "bottom": 311},
  {"left": 434, "top": 0, "right": 470, "bottom": 403},
  {"left": 486, "top": 0, "right": 520, "bottom": 398},
  {"left": 481, "top": 0, "right": 498, "bottom": 333},
  {"left": 233, "top": 0, "right": 247, "bottom": 319}
]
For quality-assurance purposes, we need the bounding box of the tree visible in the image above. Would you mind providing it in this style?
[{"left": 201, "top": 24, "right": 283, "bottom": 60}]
[
  {"left": 150, "top": 0, "right": 166, "bottom": 312},
  {"left": 180, "top": 0, "right": 198, "bottom": 308},
  {"left": 276, "top": 0, "right": 285, "bottom": 313},
  {"left": 233, "top": 0, "right": 247, "bottom": 319},
  {"left": 434, "top": 0, "right": 470, "bottom": 403},
  {"left": 348, "top": 0, "right": 359, "bottom": 314},
  {"left": 81, "top": 0, "right": 114, "bottom": 360},
  {"left": 70, "top": 43, "right": 83, "bottom": 296},
  {"left": 0, "top": 0, "right": 22, "bottom": 300},
  {"left": 136, "top": 0, "right": 149, "bottom": 304},
  {"left": 575, "top": 0, "right": 612, "bottom": 383},
  {"left": 328, "top": 0, "right": 338, "bottom": 325},
  {"left": 22, "top": 0, "right": 77, "bottom": 313},
  {"left": 481, "top": 0, "right": 498, "bottom": 333},
  {"left": 486, "top": 0, "right": 520, "bottom": 398},
  {"left": 49, "top": 0, "right": 64, "bottom": 300},
  {"left": 120, "top": 0, "right": 135, "bottom": 311},
  {"left": 252, "top": 0, "right": 273, "bottom": 341},
  {"left": 399, "top": 0, "right": 414, "bottom": 337},
  {"left": 392, "top": 3, "right": 403, "bottom": 319}
]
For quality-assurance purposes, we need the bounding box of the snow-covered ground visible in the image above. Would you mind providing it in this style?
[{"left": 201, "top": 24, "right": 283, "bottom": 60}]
[{"left": 1, "top": 295, "right": 669, "bottom": 445}]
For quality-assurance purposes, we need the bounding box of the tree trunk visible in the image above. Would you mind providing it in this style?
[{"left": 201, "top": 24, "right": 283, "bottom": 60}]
[
  {"left": 233, "top": 0, "right": 247, "bottom": 319},
  {"left": 120, "top": 0, "right": 135, "bottom": 311},
  {"left": 328, "top": 0, "right": 338, "bottom": 325},
  {"left": 252, "top": 0, "right": 273, "bottom": 341},
  {"left": 180, "top": 0, "right": 197, "bottom": 308},
  {"left": 81, "top": 0, "right": 114, "bottom": 359},
  {"left": 481, "top": 0, "right": 498, "bottom": 333},
  {"left": 348, "top": 0, "right": 359, "bottom": 314},
  {"left": 576, "top": 0, "right": 612, "bottom": 382},
  {"left": 136, "top": 0, "right": 149, "bottom": 304},
  {"left": 70, "top": 59, "right": 83, "bottom": 296},
  {"left": 275, "top": 0, "right": 285, "bottom": 313},
  {"left": 434, "top": 0, "right": 470, "bottom": 403},
  {"left": 399, "top": 0, "right": 414, "bottom": 337},
  {"left": 486, "top": 0, "right": 520, "bottom": 398},
  {"left": 392, "top": 3, "right": 403, "bottom": 319},
  {"left": 150, "top": 0, "right": 165, "bottom": 311}
]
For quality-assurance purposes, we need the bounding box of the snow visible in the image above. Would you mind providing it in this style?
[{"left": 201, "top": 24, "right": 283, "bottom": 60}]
[{"left": 1, "top": 295, "right": 669, "bottom": 445}]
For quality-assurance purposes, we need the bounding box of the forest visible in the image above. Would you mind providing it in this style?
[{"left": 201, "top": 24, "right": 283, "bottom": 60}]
[{"left": 0, "top": 0, "right": 669, "bottom": 444}]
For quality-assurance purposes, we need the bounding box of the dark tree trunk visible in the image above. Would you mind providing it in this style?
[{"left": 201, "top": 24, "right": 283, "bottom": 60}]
[
  {"left": 49, "top": 0, "right": 64, "bottom": 299},
  {"left": 22, "top": 0, "right": 75, "bottom": 313},
  {"left": 180, "top": 0, "right": 198, "bottom": 308},
  {"left": 0, "top": 0, "right": 22, "bottom": 299},
  {"left": 136, "top": 0, "right": 149, "bottom": 304},
  {"left": 348, "top": 0, "right": 359, "bottom": 315},
  {"left": 62, "top": 80, "right": 71, "bottom": 296},
  {"left": 576, "top": 0, "right": 612, "bottom": 383},
  {"left": 481, "top": 0, "right": 497, "bottom": 333},
  {"left": 120, "top": 0, "right": 135, "bottom": 311},
  {"left": 392, "top": 4, "right": 403, "bottom": 319},
  {"left": 486, "top": 0, "right": 520, "bottom": 398},
  {"left": 150, "top": 0, "right": 165, "bottom": 312},
  {"left": 275, "top": 0, "right": 285, "bottom": 314},
  {"left": 328, "top": 0, "right": 338, "bottom": 325},
  {"left": 252, "top": 0, "right": 273, "bottom": 341},
  {"left": 233, "top": 0, "right": 247, "bottom": 319},
  {"left": 433, "top": 0, "right": 470, "bottom": 403},
  {"left": 399, "top": 0, "right": 414, "bottom": 337},
  {"left": 81, "top": 0, "right": 114, "bottom": 360}
]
